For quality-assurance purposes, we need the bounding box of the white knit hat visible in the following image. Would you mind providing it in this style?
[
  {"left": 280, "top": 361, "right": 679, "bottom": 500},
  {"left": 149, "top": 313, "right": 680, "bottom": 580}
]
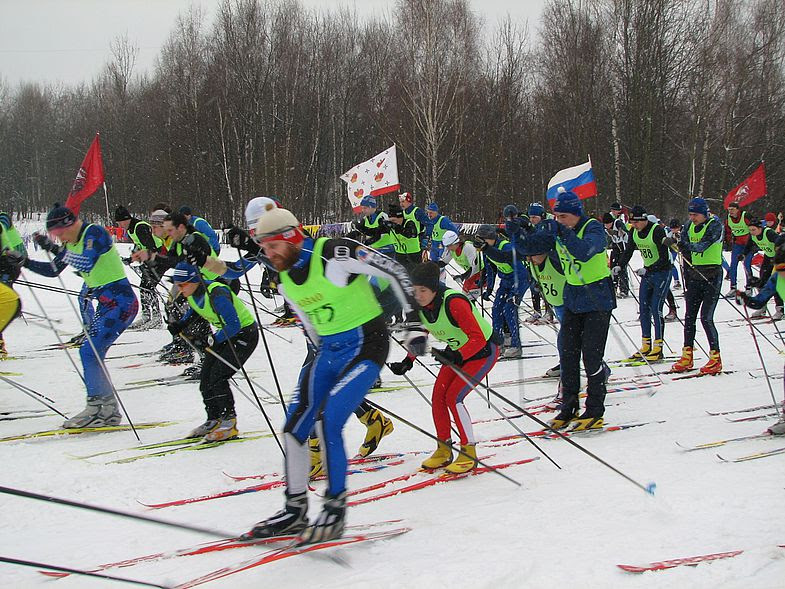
[
  {"left": 255, "top": 206, "right": 301, "bottom": 239},
  {"left": 442, "top": 230, "right": 459, "bottom": 247}
]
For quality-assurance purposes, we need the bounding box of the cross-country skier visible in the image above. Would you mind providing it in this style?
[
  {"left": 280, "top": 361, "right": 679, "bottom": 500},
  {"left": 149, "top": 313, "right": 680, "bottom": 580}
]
[
  {"left": 724, "top": 202, "right": 752, "bottom": 295},
  {"left": 169, "top": 261, "right": 259, "bottom": 441},
  {"left": 424, "top": 202, "right": 459, "bottom": 262},
  {"left": 742, "top": 215, "right": 785, "bottom": 320},
  {"left": 179, "top": 206, "right": 221, "bottom": 254},
  {"left": 663, "top": 197, "right": 724, "bottom": 374},
  {"left": 438, "top": 230, "right": 484, "bottom": 299},
  {"left": 242, "top": 204, "right": 421, "bottom": 544},
  {"left": 21, "top": 205, "right": 138, "bottom": 427}
]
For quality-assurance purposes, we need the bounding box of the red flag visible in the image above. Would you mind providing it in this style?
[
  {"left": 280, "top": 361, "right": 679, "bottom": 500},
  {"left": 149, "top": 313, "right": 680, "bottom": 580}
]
[
  {"left": 64, "top": 133, "right": 105, "bottom": 215},
  {"left": 723, "top": 162, "right": 766, "bottom": 209}
]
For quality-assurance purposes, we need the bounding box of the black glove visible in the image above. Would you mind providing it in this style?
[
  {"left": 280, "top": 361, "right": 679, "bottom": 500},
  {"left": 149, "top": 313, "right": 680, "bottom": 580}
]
[
  {"left": 122, "top": 256, "right": 132, "bottom": 265},
  {"left": 181, "top": 233, "right": 210, "bottom": 266},
  {"left": 735, "top": 290, "right": 748, "bottom": 306},
  {"left": 434, "top": 347, "right": 463, "bottom": 366},
  {"left": 167, "top": 323, "right": 181, "bottom": 338},
  {"left": 457, "top": 269, "right": 472, "bottom": 281},
  {"left": 473, "top": 237, "right": 487, "bottom": 251},
  {"left": 388, "top": 357, "right": 414, "bottom": 375},
  {"left": 226, "top": 225, "right": 257, "bottom": 253},
  {"left": 662, "top": 236, "right": 679, "bottom": 250},
  {"left": 3, "top": 250, "right": 27, "bottom": 268},
  {"left": 403, "top": 325, "right": 429, "bottom": 356},
  {"left": 481, "top": 290, "right": 492, "bottom": 301},
  {"left": 33, "top": 232, "right": 62, "bottom": 254}
]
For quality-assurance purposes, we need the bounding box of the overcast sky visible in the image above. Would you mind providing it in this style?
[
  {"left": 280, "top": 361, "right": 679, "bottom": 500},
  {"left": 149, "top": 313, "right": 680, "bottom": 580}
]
[{"left": 0, "top": 0, "right": 545, "bottom": 87}]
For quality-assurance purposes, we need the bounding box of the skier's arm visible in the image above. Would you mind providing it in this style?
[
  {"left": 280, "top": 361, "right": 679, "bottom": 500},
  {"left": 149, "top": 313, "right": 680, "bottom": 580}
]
[
  {"left": 743, "top": 275, "right": 777, "bottom": 309},
  {"left": 207, "top": 287, "right": 245, "bottom": 343},
  {"left": 194, "top": 218, "right": 220, "bottom": 253},
  {"left": 482, "top": 242, "right": 514, "bottom": 265}
]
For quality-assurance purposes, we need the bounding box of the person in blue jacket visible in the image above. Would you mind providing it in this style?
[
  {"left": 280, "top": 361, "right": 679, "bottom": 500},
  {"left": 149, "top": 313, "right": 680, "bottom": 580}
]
[
  {"left": 179, "top": 206, "right": 221, "bottom": 254},
  {"left": 548, "top": 189, "right": 615, "bottom": 431},
  {"left": 424, "top": 202, "right": 459, "bottom": 262},
  {"left": 474, "top": 223, "right": 530, "bottom": 359}
]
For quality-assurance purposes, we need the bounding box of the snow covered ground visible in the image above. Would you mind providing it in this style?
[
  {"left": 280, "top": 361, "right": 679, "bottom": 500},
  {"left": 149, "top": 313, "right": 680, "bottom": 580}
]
[{"left": 1, "top": 243, "right": 784, "bottom": 589}]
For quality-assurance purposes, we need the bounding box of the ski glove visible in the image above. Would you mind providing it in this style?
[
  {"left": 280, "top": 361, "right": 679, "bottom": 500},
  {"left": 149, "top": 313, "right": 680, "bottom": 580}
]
[
  {"left": 182, "top": 233, "right": 210, "bottom": 267},
  {"left": 388, "top": 357, "right": 414, "bottom": 375},
  {"left": 473, "top": 238, "right": 487, "bottom": 251},
  {"left": 33, "top": 232, "right": 62, "bottom": 255},
  {"left": 735, "top": 290, "right": 748, "bottom": 306},
  {"left": 434, "top": 347, "right": 463, "bottom": 366},
  {"left": 167, "top": 324, "right": 181, "bottom": 338},
  {"left": 611, "top": 266, "right": 622, "bottom": 277},
  {"left": 661, "top": 236, "right": 679, "bottom": 250},
  {"left": 226, "top": 226, "right": 260, "bottom": 256},
  {"left": 403, "top": 325, "right": 429, "bottom": 356},
  {"left": 481, "top": 290, "right": 492, "bottom": 301},
  {"left": 2, "top": 250, "right": 27, "bottom": 268},
  {"left": 635, "top": 267, "right": 647, "bottom": 277}
]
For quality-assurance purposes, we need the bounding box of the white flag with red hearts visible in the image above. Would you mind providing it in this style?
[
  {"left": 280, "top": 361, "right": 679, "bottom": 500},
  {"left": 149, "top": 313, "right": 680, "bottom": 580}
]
[{"left": 340, "top": 145, "right": 400, "bottom": 213}]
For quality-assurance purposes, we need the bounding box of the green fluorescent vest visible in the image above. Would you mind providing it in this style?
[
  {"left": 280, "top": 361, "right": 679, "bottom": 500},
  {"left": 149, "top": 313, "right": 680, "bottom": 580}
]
[
  {"left": 727, "top": 212, "right": 749, "bottom": 237},
  {"left": 401, "top": 207, "right": 422, "bottom": 253},
  {"left": 431, "top": 216, "right": 448, "bottom": 242},
  {"left": 279, "top": 238, "right": 382, "bottom": 336},
  {"left": 128, "top": 220, "right": 163, "bottom": 250},
  {"left": 556, "top": 219, "right": 610, "bottom": 286},
  {"left": 688, "top": 218, "right": 723, "bottom": 266},
  {"left": 453, "top": 244, "right": 484, "bottom": 272},
  {"left": 751, "top": 229, "right": 777, "bottom": 258},
  {"left": 776, "top": 274, "right": 785, "bottom": 302},
  {"left": 419, "top": 289, "right": 493, "bottom": 351},
  {"left": 0, "top": 224, "right": 24, "bottom": 253},
  {"left": 486, "top": 239, "right": 513, "bottom": 275},
  {"left": 188, "top": 282, "right": 255, "bottom": 329},
  {"left": 66, "top": 224, "right": 127, "bottom": 288},
  {"left": 529, "top": 256, "right": 565, "bottom": 307},
  {"left": 632, "top": 224, "right": 661, "bottom": 268},
  {"left": 363, "top": 212, "right": 394, "bottom": 251}
]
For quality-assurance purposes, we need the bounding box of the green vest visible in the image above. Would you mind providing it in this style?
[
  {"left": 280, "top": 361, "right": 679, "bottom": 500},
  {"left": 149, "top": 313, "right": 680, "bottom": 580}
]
[
  {"left": 65, "top": 224, "right": 127, "bottom": 288},
  {"left": 486, "top": 239, "right": 514, "bottom": 275},
  {"left": 728, "top": 212, "right": 749, "bottom": 237},
  {"left": 431, "top": 216, "right": 448, "bottom": 243},
  {"left": 556, "top": 219, "right": 610, "bottom": 286},
  {"left": 279, "top": 238, "right": 382, "bottom": 336},
  {"left": 0, "top": 223, "right": 24, "bottom": 254},
  {"left": 175, "top": 232, "right": 218, "bottom": 280},
  {"left": 688, "top": 218, "right": 723, "bottom": 266},
  {"left": 529, "top": 256, "right": 565, "bottom": 307},
  {"left": 188, "top": 281, "right": 255, "bottom": 330},
  {"left": 363, "top": 212, "right": 394, "bottom": 251},
  {"left": 419, "top": 289, "right": 493, "bottom": 351},
  {"left": 401, "top": 207, "right": 422, "bottom": 254},
  {"left": 776, "top": 274, "right": 785, "bottom": 303},
  {"left": 632, "top": 223, "right": 661, "bottom": 267},
  {"left": 751, "top": 228, "right": 777, "bottom": 258},
  {"left": 128, "top": 220, "right": 163, "bottom": 251},
  {"left": 453, "top": 244, "right": 484, "bottom": 272}
]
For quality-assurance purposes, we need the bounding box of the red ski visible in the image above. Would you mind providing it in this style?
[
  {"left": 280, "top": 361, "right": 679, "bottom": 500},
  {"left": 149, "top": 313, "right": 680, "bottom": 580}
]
[{"left": 617, "top": 549, "right": 745, "bottom": 572}]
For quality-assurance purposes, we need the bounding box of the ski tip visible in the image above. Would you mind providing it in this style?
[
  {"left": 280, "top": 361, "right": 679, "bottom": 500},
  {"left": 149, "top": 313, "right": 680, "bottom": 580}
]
[{"left": 645, "top": 482, "right": 657, "bottom": 496}]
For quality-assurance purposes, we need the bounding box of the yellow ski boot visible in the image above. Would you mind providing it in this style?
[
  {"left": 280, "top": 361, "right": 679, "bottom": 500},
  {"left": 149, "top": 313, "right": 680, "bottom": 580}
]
[
  {"left": 356, "top": 408, "right": 394, "bottom": 457},
  {"left": 421, "top": 440, "right": 453, "bottom": 469},
  {"left": 445, "top": 444, "right": 477, "bottom": 474}
]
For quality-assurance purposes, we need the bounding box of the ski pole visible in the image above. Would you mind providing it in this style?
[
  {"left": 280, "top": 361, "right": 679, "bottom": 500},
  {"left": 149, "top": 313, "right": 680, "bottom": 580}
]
[
  {"left": 14, "top": 278, "right": 82, "bottom": 297},
  {"left": 0, "top": 485, "right": 237, "bottom": 538},
  {"left": 0, "top": 375, "right": 68, "bottom": 419},
  {"left": 742, "top": 302, "right": 782, "bottom": 417},
  {"left": 235, "top": 246, "right": 287, "bottom": 413},
  {"left": 42, "top": 252, "right": 141, "bottom": 443},
  {"left": 19, "top": 270, "right": 86, "bottom": 386},
  {"left": 362, "top": 399, "right": 521, "bottom": 488},
  {"left": 431, "top": 349, "right": 656, "bottom": 495},
  {"left": 0, "top": 556, "right": 171, "bottom": 589}
]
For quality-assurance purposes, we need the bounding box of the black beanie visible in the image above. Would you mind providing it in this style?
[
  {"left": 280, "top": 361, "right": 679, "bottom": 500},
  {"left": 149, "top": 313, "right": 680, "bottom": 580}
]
[
  {"left": 602, "top": 212, "right": 614, "bottom": 224},
  {"left": 114, "top": 206, "right": 132, "bottom": 222},
  {"left": 410, "top": 262, "right": 440, "bottom": 292}
]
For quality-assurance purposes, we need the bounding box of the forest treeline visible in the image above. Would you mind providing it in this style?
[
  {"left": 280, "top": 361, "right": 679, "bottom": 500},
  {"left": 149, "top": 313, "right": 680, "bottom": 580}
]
[{"left": 1, "top": 0, "right": 783, "bottom": 226}]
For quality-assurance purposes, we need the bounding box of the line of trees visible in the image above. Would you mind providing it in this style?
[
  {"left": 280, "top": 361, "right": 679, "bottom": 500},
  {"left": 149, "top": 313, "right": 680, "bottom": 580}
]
[{"left": 1, "top": 0, "right": 783, "bottom": 227}]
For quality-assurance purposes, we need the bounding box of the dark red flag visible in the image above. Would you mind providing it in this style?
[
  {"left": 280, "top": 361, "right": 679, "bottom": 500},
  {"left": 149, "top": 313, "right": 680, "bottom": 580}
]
[
  {"left": 723, "top": 162, "right": 766, "bottom": 209},
  {"left": 64, "top": 133, "right": 105, "bottom": 215}
]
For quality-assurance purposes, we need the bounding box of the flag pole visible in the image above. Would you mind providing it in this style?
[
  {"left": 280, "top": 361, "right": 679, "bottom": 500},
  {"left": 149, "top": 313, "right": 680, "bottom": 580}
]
[{"left": 103, "top": 181, "right": 110, "bottom": 226}]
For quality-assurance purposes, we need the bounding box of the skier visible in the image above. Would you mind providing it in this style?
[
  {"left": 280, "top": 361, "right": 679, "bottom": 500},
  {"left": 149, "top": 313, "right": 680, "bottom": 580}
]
[
  {"left": 604, "top": 210, "right": 631, "bottom": 298},
  {"left": 387, "top": 202, "right": 421, "bottom": 271},
  {"left": 352, "top": 196, "right": 395, "bottom": 256},
  {"left": 21, "top": 205, "right": 138, "bottom": 427},
  {"left": 617, "top": 206, "right": 672, "bottom": 361},
  {"left": 424, "top": 202, "right": 459, "bottom": 262},
  {"left": 114, "top": 206, "right": 164, "bottom": 330},
  {"left": 524, "top": 202, "right": 556, "bottom": 323},
  {"left": 389, "top": 262, "right": 500, "bottom": 473},
  {"left": 398, "top": 191, "right": 429, "bottom": 262},
  {"left": 168, "top": 262, "right": 259, "bottom": 441},
  {"left": 736, "top": 246, "right": 785, "bottom": 435},
  {"left": 724, "top": 202, "right": 752, "bottom": 295},
  {"left": 663, "top": 197, "right": 724, "bottom": 374},
  {"left": 0, "top": 211, "right": 27, "bottom": 355},
  {"left": 742, "top": 215, "right": 785, "bottom": 320},
  {"left": 439, "top": 230, "right": 483, "bottom": 299},
  {"left": 179, "top": 206, "right": 221, "bottom": 254},
  {"left": 474, "top": 223, "right": 529, "bottom": 359},
  {"left": 243, "top": 204, "right": 421, "bottom": 544},
  {"left": 549, "top": 189, "right": 615, "bottom": 431}
]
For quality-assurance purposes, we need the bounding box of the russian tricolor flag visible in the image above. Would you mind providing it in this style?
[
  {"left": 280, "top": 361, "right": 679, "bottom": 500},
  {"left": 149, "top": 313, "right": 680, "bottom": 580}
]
[{"left": 546, "top": 159, "right": 598, "bottom": 205}]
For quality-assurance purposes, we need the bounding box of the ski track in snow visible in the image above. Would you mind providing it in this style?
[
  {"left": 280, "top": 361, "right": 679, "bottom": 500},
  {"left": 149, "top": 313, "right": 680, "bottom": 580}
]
[{"left": 1, "top": 244, "right": 784, "bottom": 588}]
